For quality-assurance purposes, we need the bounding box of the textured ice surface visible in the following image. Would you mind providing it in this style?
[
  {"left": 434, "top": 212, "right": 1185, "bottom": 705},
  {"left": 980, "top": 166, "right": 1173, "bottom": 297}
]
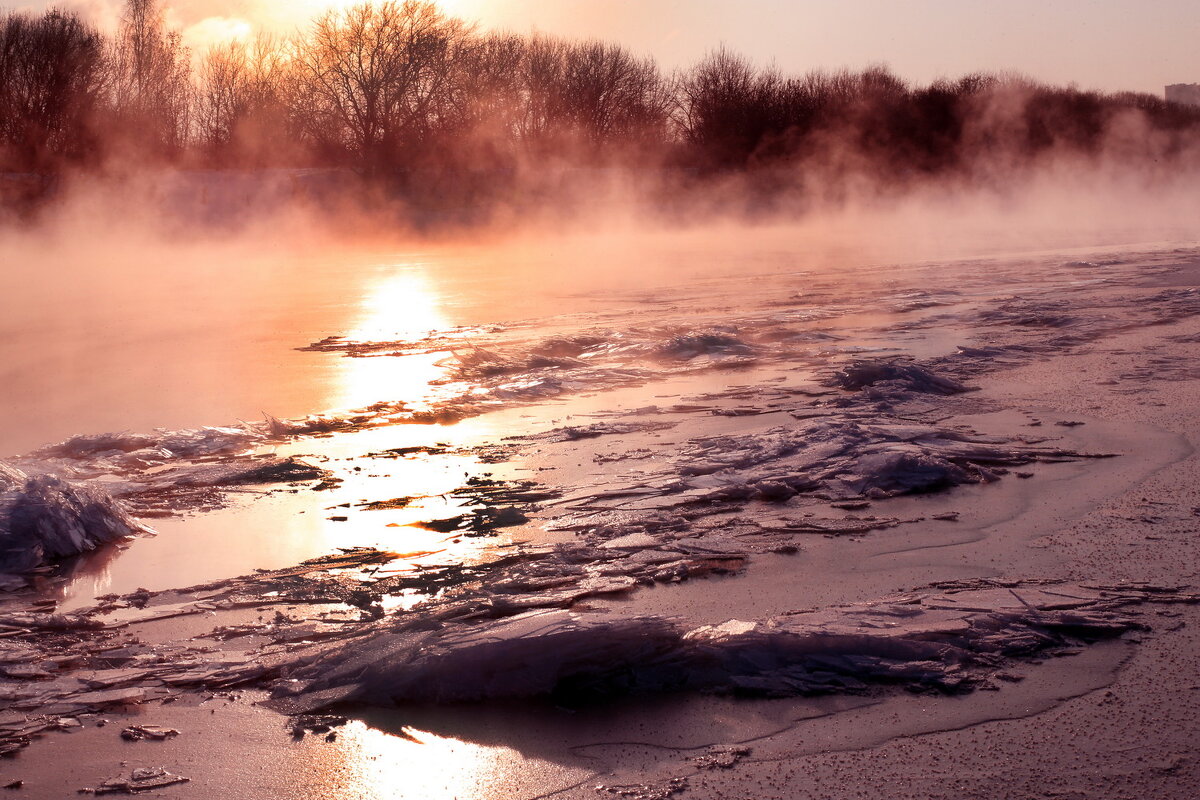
[
  {"left": 34, "top": 425, "right": 258, "bottom": 462},
  {"left": 582, "top": 417, "right": 1108, "bottom": 508},
  {"left": 6, "top": 247, "right": 1200, "bottom": 774}
]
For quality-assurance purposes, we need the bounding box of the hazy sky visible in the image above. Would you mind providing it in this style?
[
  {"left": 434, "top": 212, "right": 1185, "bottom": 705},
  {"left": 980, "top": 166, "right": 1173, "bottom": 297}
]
[{"left": 17, "top": 0, "right": 1200, "bottom": 95}]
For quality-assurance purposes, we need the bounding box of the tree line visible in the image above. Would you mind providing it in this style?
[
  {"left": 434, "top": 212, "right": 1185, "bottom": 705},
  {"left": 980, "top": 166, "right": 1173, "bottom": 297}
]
[{"left": 3, "top": 0, "right": 1199, "bottom": 187}]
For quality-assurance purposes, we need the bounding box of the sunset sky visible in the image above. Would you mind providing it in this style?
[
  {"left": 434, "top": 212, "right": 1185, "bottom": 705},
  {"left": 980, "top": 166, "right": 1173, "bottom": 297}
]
[{"left": 20, "top": 0, "right": 1200, "bottom": 95}]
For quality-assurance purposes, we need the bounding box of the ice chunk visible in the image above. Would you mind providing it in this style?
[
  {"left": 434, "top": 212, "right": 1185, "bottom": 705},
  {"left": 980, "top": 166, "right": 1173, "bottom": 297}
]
[
  {"left": 68, "top": 687, "right": 147, "bottom": 707},
  {"left": 35, "top": 425, "right": 258, "bottom": 462},
  {"left": 830, "top": 361, "right": 969, "bottom": 395},
  {"left": 271, "top": 589, "right": 1143, "bottom": 712},
  {"left": 595, "top": 777, "right": 688, "bottom": 799},
  {"left": 693, "top": 619, "right": 758, "bottom": 637},
  {"left": 657, "top": 331, "right": 753, "bottom": 360},
  {"left": 846, "top": 449, "right": 973, "bottom": 496},
  {"left": 158, "top": 457, "right": 327, "bottom": 488},
  {"left": 0, "top": 461, "right": 149, "bottom": 573},
  {"left": 692, "top": 744, "right": 752, "bottom": 770},
  {"left": 82, "top": 766, "right": 189, "bottom": 794},
  {"left": 661, "top": 417, "right": 1103, "bottom": 505},
  {"left": 279, "top": 610, "right": 686, "bottom": 705},
  {"left": 601, "top": 533, "right": 661, "bottom": 550},
  {"left": 120, "top": 725, "right": 180, "bottom": 741}
]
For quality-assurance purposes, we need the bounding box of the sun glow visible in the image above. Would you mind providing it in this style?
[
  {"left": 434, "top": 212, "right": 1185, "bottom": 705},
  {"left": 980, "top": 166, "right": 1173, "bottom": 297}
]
[
  {"left": 176, "top": 0, "right": 490, "bottom": 53},
  {"left": 346, "top": 266, "right": 449, "bottom": 343},
  {"left": 332, "top": 265, "right": 456, "bottom": 412},
  {"left": 247, "top": 0, "right": 483, "bottom": 29},
  {"left": 181, "top": 16, "right": 253, "bottom": 51},
  {"left": 431, "top": 0, "right": 480, "bottom": 17}
]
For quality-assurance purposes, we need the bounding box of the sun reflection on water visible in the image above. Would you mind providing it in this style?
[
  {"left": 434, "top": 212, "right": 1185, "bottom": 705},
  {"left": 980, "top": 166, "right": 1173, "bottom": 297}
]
[
  {"left": 55, "top": 260, "right": 513, "bottom": 606},
  {"left": 333, "top": 266, "right": 458, "bottom": 412},
  {"left": 327, "top": 720, "right": 536, "bottom": 800},
  {"left": 347, "top": 266, "right": 450, "bottom": 343},
  {"left": 304, "top": 267, "right": 553, "bottom": 798}
]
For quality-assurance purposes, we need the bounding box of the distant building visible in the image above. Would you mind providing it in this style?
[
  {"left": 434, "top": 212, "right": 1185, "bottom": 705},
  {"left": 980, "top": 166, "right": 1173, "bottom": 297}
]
[{"left": 1165, "top": 83, "right": 1200, "bottom": 107}]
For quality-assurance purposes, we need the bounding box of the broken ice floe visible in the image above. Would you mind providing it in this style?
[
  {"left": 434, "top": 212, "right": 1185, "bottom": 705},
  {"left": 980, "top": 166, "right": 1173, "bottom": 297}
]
[
  {"left": 292, "top": 253, "right": 1200, "bottom": 435},
  {"left": 0, "top": 461, "right": 149, "bottom": 574},
  {"left": 516, "top": 420, "right": 679, "bottom": 444},
  {"left": 10, "top": 415, "right": 353, "bottom": 523},
  {"left": 0, "top": 451, "right": 332, "bottom": 577},
  {"left": 445, "top": 328, "right": 757, "bottom": 376},
  {"left": 301, "top": 325, "right": 775, "bottom": 418},
  {"left": 4, "top": 250, "right": 1197, "bottom": 756},
  {"left": 596, "top": 777, "right": 689, "bottom": 799},
  {"left": 403, "top": 476, "right": 558, "bottom": 537},
  {"left": 12, "top": 258, "right": 1185, "bottom": 559},
  {"left": 1, "top": 522, "right": 1195, "bottom": 760},
  {"left": 33, "top": 426, "right": 260, "bottom": 465},
  {"left": 120, "top": 724, "right": 180, "bottom": 741},
  {"left": 106, "top": 456, "right": 332, "bottom": 517},
  {"left": 19, "top": 396, "right": 479, "bottom": 490},
  {"left": 27, "top": 421, "right": 354, "bottom": 482},
  {"left": 692, "top": 744, "right": 752, "bottom": 770},
  {"left": 828, "top": 360, "right": 971, "bottom": 395},
  {"left": 0, "top": 410, "right": 374, "bottom": 582},
  {"left": 266, "top": 582, "right": 1183, "bottom": 713},
  {"left": 0, "top": 539, "right": 745, "bottom": 755},
  {"left": 79, "top": 766, "right": 190, "bottom": 795}
]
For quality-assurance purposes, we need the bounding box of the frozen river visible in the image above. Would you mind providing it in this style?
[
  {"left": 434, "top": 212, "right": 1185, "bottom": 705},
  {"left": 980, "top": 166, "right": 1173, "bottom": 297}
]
[{"left": 2, "top": 228, "right": 1196, "bottom": 605}]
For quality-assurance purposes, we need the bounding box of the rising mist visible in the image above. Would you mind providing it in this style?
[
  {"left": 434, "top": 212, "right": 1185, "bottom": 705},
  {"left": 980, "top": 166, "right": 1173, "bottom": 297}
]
[{"left": 2, "top": 0, "right": 1199, "bottom": 237}]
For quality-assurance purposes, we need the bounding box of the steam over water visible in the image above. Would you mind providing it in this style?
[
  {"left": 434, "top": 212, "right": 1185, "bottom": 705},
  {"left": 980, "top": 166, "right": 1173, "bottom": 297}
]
[
  {"left": 4, "top": 217, "right": 1193, "bottom": 453},
  {"left": 0, "top": 228, "right": 803, "bottom": 452}
]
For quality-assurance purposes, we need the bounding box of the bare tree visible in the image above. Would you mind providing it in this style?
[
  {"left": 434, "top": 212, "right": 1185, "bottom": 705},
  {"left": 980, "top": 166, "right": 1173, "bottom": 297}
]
[
  {"left": 3, "top": 0, "right": 1200, "bottom": 217},
  {"left": 196, "top": 36, "right": 292, "bottom": 166},
  {"left": 291, "top": 0, "right": 471, "bottom": 174},
  {"left": 108, "top": 0, "right": 191, "bottom": 160},
  {"left": 560, "top": 40, "right": 669, "bottom": 154},
  {"left": 417, "top": 31, "right": 527, "bottom": 168},
  {"left": 515, "top": 34, "right": 569, "bottom": 148},
  {"left": 677, "top": 48, "right": 787, "bottom": 165},
  {"left": 0, "top": 10, "right": 107, "bottom": 172}
]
